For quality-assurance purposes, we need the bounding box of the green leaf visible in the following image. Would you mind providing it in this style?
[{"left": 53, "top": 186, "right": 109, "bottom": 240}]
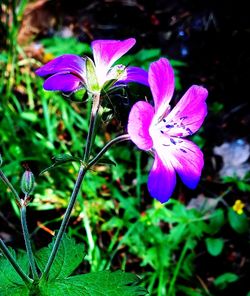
[
  {"left": 246, "top": 291, "right": 250, "bottom": 296},
  {"left": 39, "top": 154, "right": 81, "bottom": 175},
  {"left": 20, "top": 111, "right": 38, "bottom": 122},
  {"left": 36, "top": 234, "right": 85, "bottom": 280},
  {"left": 39, "top": 270, "right": 147, "bottom": 296},
  {"left": 0, "top": 284, "right": 29, "bottom": 296},
  {"left": 0, "top": 249, "right": 29, "bottom": 296},
  {"left": 135, "top": 49, "right": 161, "bottom": 62},
  {"left": 228, "top": 208, "right": 249, "bottom": 234},
  {"left": 205, "top": 238, "right": 224, "bottom": 256},
  {"left": 40, "top": 37, "right": 91, "bottom": 56},
  {"left": 208, "top": 208, "right": 225, "bottom": 234},
  {"left": 213, "top": 272, "right": 239, "bottom": 289}
]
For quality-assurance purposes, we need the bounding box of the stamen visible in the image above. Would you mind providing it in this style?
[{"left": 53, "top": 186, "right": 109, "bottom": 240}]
[
  {"left": 166, "top": 124, "right": 174, "bottom": 128},
  {"left": 180, "top": 148, "right": 187, "bottom": 153},
  {"left": 170, "top": 138, "right": 176, "bottom": 145},
  {"left": 186, "top": 128, "right": 193, "bottom": 135}
]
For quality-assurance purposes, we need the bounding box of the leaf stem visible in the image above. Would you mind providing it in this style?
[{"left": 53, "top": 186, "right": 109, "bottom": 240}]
[
  {"left": 0, "top": 169, "right": 21, "bottom": 205},
  {"left": 87, "top": 134, "right": 130, "bottom": 169},
  {"left": 20, "top": 205, "right": 39, "bottom": 280},
  {"left": 41, "top": 165, "right": 87, "bottom": 281},
  {"left": 0, "top": 238, "right": 33, "bottom": 285}
]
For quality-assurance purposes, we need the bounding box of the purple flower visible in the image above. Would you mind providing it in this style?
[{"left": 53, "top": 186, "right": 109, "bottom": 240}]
[
  {"left": 127, "top": 58, "right": 208, "bottom": 203},
  {"left": 36, "top": 38, "right": 148, "bottom": 94}
]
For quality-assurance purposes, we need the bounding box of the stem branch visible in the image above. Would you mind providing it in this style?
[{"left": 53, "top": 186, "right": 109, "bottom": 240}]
[
  {"left": 0, "top": 238, "right": 33, "bottom": 285},
  {"left": 0, "top": 170, "right": 21, "bottom": 204},
  {"left": 87, "top": 134, "right": 130, "bottom": 169},
  {"left": 41, "top": 165, "right": 86, "bottom": 280},
  {"left": 20, "top": 205, "right": 39, "bottom": 280}
]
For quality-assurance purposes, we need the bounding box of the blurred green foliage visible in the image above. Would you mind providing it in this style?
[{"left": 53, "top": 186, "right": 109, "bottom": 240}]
[{"left": 0, "top": 2, "right": 250, "bottom": 295}]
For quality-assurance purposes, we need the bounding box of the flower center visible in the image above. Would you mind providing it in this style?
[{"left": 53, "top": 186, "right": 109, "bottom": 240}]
[{"left": 149, "top": 114, "right": 191, "bottom": 153}]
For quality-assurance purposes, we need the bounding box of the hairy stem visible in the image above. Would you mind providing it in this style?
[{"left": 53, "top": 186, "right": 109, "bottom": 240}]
[
  {"left": 87, "top": 134, "right": 130, "bottom": 169},
  {"left": 0, "top": 238, "right": 33, "bottom": 285},
  {"left": 41, "top": 165, "right": 87, "bottom": 281},
  {"left": 0, "top": 170, "right": 21, "bottom": 205},
  {"left": 20, "top": 206, "right": 39, "bottom": 280}
]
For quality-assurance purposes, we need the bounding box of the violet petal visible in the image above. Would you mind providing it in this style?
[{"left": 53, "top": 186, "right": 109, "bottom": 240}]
[
  {"left": 127, "top": 101, "right": 154, "bottom": 150},
  {"left": 35, "top": 54, "right": 86, "bottom": 80},
  {"left": 91, "top": 38, "right": 136, "bottom": 81},
  {"left": 166, "top": 85, "right": 208, "bottom": 137},
  {"left": 43, "top": 73, "right": 82, "bottom": 92},
  {"left": 149, "top": 58, "right": 175, "bottom": 115},
  {"left": 148, "top": 153, "right": 176, "bottom": 203},
  {"left": 168, "top": 138, "right": 204, "bottom": 189},
  {"left": 117, "top": 66, "right": 149, "bottom": 86}
]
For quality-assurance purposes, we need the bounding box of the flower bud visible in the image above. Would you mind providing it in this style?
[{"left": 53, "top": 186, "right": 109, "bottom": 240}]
[
  {"left": 85, "top": 57, "right": 100, "bottom": 93},
  {"left": 21, "top": 170, "right": 35, "bottom": 195}
]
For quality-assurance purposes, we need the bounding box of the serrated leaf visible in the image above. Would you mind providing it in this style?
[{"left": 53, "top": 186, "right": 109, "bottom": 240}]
[
  {"left": 0, "top": 284, "right": 29, "bottom": 296},
  {"left": 0, "top": 248, "right": 30, "bottom": 295},
  {"left": 205, "top": 238, "right": 224, "bottom": 256},
  {"left": 213, "top": 272, "right": 239, "bottom": 289},
  {"left": 36, "top": 234, "right": 85, "bottom": 280},
  {"left": 228, "top": 208, "right": 249, "bottom": 233},
  {"left": 39, "top": 154, "right": 81, "bottom": 175},
  {"left": 39, "top": 270, "right": 147, "bottom": 296}
]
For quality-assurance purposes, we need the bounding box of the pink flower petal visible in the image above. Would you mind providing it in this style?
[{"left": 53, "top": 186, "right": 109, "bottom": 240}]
[
  {"left": 148, "top": 58, "right": 175, "bottom": 116},
  {"left": 167, "top": 138, "right": 204, "bottom": 189},
  {"left": 165, "top": 85, "right": 208, "bottom": 137},
  {"left": 92, "top": 38, "right": 136, "bottom": 81},
  {"left": 127, "top": 101, "right": 154, "bottom": 150},
  {"left": 35, "top": 54, "right": 86, "bottom": 79},
  {"left": 43, "top": 73, "right": 82, "bottom": 92},
  {"left": 148, "top": 153, "right": 176, "bottom": 203}
]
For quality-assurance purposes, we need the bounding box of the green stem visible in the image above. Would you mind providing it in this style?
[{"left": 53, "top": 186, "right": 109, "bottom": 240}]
[
  {"left": 0, "top": 238, "right": 33, "bottom": 285},
  {"left": 41, "top": 93, "right": 102, "bottom": 281},
  {"left": 167, "top": 240, "right": 190, "bottom": 296},
  {"left": 20, "top": 206, "right": 39, "bottom": 280},
  {"left": 41, "top": 165, "right": 87, "bottom": 281},
  {"left": 0, "top": 169, "right": 21, "bottom": 205},
  {"left": 87, "top": 134, "right": 130, "bottom": 169},
  {"left": 83, "top": 93, "right": 101, "bottom": 162}
]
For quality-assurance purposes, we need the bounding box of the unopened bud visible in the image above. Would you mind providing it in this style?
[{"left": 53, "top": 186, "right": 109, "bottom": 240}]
[
  {"left": 85, "top": 57, "right": 100, "bottom": 93},
  {"left": 21, "top": 170, "right": 35, "bottom": 195}
]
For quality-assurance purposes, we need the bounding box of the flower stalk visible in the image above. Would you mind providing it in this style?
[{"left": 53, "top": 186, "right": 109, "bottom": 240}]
[
  {"left": 87, "top": 134, "right": 130, "bottom": 169},
  {"left": 41, "top": 165, "right": 87, "bottom": 281},
  {"left": 20, "top": 204, "right": 39, "bottom": 280},
  {"left": 0, "top": 169, "right": 21, "bottom": 205},
  {"left": 41, "top": 93, "right": 102, "bottom": 280}
]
